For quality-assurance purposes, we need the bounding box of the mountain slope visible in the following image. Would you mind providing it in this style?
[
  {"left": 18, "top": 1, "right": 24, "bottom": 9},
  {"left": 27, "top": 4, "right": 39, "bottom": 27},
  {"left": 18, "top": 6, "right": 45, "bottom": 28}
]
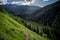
[
  {"left": 3, "top": 4, "right": 40, "bottom": 18},
  {"left": 0, "top": 6, "right": 48, "bottom": 40},
  {"left": 19, "top": 1, "right": 60, "bottom": 40},
  {"left": 32, "top": 1, "right": 60, "bottom": 40},
  {"left": 32, "top": 1, "right": 60, "bottom": 26}
]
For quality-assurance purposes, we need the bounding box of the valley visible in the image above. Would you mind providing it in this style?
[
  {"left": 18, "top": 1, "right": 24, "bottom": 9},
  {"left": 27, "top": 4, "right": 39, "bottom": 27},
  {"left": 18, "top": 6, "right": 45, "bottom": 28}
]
[{"left": 0, "top": 0, "right": 60, "bottom": 40}]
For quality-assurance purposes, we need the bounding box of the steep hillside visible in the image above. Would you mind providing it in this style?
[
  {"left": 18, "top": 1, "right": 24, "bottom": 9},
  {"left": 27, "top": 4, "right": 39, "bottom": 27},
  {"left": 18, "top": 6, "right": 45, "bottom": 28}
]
[
  {"left": 32, "top": 1, "right": 60, "bottom": 40},
  {"left": 0, "top": 6, "right": 48, "bottom": 40},
  {"left": 11, "top": 16, "right": 56, "bottom": 40},
  {"left": 0, "top": 1, "right": 60, "bottom": 40},
  {"left": 33, "top": 1, "right": 60, "bottom": 26},
  {"left": 16, "top": 1, "right": 60, "bottom": 40}
]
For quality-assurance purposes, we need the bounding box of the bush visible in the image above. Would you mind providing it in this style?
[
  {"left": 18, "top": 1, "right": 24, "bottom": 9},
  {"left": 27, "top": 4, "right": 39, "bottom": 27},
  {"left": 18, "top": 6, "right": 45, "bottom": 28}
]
[
  {"left": 5, "top": 30, "right": 9, "bottom": 34},
  {"left": 42, "top": 34, "right": 47, "bottom": 37},
  {"left": 0, "top": 36, "right": 4, "bottom": 40},
  {"left": 10, "top": 28, "right": 15, "bottom": 31},
  {"left": 33, "top": 38, "right": 36, "bottom": 40}
]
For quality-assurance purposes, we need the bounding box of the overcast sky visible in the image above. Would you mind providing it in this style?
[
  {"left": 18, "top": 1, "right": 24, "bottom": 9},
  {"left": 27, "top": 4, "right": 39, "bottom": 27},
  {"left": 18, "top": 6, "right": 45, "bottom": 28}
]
[{"left": 2, "top": 0, "right": 58, "bottom": 7}]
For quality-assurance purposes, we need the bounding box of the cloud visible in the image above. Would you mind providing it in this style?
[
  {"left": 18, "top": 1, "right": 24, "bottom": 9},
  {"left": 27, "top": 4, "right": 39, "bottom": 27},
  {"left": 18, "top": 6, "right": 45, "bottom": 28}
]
[
  {"left": 26, "top": 0, "right": 32, "bottom": 2},
  {"left": 25, "top": 0, "right": 35, "bottom": 3},
  {"left": 11, "top": 1, "right": 30, "bottom": 5},
  {"left": 11, "top": 0, "right": 35, "bottom": 5},
  {"left": 11, "top": 1, "right": 23, "bottom": 5},
  {"left": 43, "top": 0, "right": 48, "bottom": 1},
  {"left": 40, "top": 6, "right": 44, "bottom": 7},
  {"left": 0, "top": 0, "right": 7, "bottom": 4}
]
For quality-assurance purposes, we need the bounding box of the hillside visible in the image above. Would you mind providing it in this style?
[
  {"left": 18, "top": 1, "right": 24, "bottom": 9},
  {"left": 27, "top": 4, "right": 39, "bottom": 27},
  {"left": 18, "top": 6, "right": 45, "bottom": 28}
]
[
  {"left": 0, "top": 1, "right": 60, "bottom": 40},
  {"left": 32, "top": 1, "right": 60, "bottom": 26},
  {"left": 11, "top": 1, "right": 60, "bottom": 40},
  {"left": 0, "top": 6, "right": 48, "bottom": 40},
  {"left": 31, "top": 1, "right": 60, "bottom": 40}
]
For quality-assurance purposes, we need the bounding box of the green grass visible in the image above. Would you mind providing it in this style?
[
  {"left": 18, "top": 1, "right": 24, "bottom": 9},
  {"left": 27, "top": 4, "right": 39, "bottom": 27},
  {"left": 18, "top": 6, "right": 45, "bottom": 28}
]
[{"left": 0, "top": 7, "right": 49, "bottom": 40}]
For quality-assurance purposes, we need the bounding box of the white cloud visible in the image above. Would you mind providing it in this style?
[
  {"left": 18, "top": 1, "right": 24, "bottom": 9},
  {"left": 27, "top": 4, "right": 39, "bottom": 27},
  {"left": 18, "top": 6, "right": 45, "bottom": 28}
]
[
  {"left": 0, "top": 0, "right": 7, "bottom": 4},
  {"left": 11, "top": 0, "right": 35, "bottom": 5},
  {"left": 11, "top": 1, "right": 23, "bottom": 5},
  {"left": 11, "top": 1, "right": 30, "bottom": 5},
  {"left": 25, "top": 0, "right": 35, "bottom": 3},
  {"left": 43, "top": 0, "right": 48, "bottom": 1},
  {"left": 40, "top": 6, "right": 44, "bottom": 7}
]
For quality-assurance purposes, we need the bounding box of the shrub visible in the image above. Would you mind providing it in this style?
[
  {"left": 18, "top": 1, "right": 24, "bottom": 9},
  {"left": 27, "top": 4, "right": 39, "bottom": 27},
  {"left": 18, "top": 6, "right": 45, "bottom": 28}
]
[
  {"left": 5, "top": 30, "right": 9, "bottom": 34},
  {"left": 10, "top": 28, "right": 15, "bottom": 31},
  {"left": 0, "top": 36, "right": 4, "bottom": 40}
]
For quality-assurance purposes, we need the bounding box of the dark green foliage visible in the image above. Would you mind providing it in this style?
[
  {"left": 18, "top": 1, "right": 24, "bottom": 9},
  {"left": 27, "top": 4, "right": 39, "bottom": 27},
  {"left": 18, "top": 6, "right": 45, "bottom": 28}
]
[
  {"left": 0, "top": 6, "right": 4, "bottom": 13},
  {"left": 52, "top": 15, "right": 60, "bottom": 40},
  {"left": 39, "top": 32, "right": 43, "bottom": 36},
  {"left": 20, "top": 31, "right": 23, "bottom": 33},
  {"left": 5, "top": 30, "right": 9, "bottom": 34},
  {"left": 24, "top": 22, "right": 27, "bottom": 27},
  {"left": 0, "top": 35, "right": 4, "bottom": 40},
  {"left": 10, "top": 28, "right": 15, "bottom": 31},
  {"left": 33, "top": 38, "right": 36, "bottom": 40}
]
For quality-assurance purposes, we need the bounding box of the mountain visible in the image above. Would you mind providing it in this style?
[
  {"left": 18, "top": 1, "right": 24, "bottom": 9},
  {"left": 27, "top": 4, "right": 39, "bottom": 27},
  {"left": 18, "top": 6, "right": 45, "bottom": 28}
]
[
  {"left": 1, "top": 1, "right": 60, "bottom": 40},
  {"left": 2, "top": 4, "right": 40, "bottom": 18},
  {"left": 31, "top": 1, "right": 60, "bottom": 40},
  {"left": 0, "top": 6, "right": 48, "bottom": 40},
  {"left": 29, "top": 1, "right": 60, "bottom": 26}
]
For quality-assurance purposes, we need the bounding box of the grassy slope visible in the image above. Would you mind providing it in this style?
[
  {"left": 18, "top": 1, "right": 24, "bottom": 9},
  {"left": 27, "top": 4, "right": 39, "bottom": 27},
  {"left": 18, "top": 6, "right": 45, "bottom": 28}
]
[
  {"left": 10, "top": 14, "right": 52, "bottom": 39},
  {"left": 0, "top": 7, "right": 48, "bottom": 40}
]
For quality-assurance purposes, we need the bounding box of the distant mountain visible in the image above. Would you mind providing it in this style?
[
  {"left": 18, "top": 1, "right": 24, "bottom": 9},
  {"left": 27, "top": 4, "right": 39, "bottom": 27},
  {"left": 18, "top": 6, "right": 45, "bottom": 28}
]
[{"left": 3, "top": 4, "right": 41, "bottom": 18}]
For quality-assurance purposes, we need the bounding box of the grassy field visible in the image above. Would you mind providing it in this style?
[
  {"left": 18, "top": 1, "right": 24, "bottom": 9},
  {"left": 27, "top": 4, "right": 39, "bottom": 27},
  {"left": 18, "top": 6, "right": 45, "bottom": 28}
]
[{"left": 0, "top": 6, "right": 49, "bottom": 40}]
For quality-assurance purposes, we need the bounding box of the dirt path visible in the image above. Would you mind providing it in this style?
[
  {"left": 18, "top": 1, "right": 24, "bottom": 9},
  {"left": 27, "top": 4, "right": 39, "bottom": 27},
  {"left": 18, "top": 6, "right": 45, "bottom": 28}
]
[{"left": 25, "top": 31, "right": 29, "bottom": 40}]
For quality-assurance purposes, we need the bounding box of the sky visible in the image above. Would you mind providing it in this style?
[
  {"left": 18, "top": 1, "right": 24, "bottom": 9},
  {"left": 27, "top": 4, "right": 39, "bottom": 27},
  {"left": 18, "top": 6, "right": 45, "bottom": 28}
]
[{"left": 1, "top": 0, "right": 58, "bottom": 7}]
